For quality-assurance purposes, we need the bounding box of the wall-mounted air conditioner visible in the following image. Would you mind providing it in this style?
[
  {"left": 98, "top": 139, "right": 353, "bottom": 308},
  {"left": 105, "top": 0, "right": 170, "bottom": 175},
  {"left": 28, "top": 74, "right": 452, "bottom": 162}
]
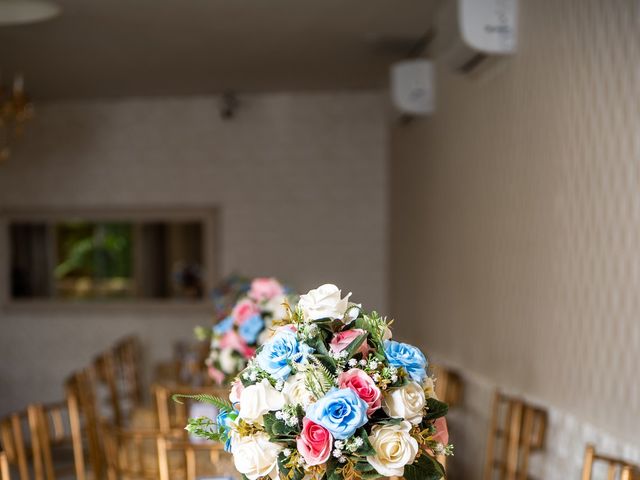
[{"left": 432, "top": 0, "right": 518, "bottom": 74}]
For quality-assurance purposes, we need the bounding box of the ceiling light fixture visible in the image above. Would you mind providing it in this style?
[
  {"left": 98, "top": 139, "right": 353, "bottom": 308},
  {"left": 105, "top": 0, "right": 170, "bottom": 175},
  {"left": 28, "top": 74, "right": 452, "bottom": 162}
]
[{"left": 0, "top": 0, "right": 61, "bottom": 26}]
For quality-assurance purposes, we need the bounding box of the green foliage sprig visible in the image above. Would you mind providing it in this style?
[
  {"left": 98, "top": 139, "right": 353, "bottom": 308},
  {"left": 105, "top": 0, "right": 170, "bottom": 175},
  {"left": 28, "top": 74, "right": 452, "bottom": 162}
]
[{"left": 171, "top": 393, "right": 233, "bottom": 412}]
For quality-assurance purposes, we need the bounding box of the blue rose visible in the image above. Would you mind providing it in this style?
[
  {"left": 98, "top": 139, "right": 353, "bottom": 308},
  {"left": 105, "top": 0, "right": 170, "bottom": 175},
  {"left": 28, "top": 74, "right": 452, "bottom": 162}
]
[
  {"left": 213, "top": 315, "right": 234, "bottom": 336},
  {"left": 384, "top": 340, "right": 428, "bottom": 383},
  {"left": 256, "top": 330, "right": 313, "bottom": 380},
  {"left": 216, "top": 409, "right": 237, "bottom": 452},
  {"left": 305, "top": 388, "right": 368, "bottom": 440},
  {"left": 238, "top": 313, "right": 264, "bottom": 344}
]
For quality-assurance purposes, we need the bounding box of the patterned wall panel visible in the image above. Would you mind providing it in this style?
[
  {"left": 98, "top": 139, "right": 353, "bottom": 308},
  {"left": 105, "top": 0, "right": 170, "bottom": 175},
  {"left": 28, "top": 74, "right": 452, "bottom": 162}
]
[{"left": 390, "top": 0, "right": 640, "bottom": 476}]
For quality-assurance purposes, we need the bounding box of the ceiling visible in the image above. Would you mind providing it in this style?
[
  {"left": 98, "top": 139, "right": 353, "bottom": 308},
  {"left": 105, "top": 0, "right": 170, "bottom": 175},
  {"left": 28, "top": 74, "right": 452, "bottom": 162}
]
[{"left": 0, "top": 0, "right": 437, "bottom": 100}]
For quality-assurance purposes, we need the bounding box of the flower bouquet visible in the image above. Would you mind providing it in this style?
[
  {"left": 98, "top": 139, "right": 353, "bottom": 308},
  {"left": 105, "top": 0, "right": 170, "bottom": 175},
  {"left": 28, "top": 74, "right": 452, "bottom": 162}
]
[
  {"left": 205, "top": 277, "right": 294, "bottom": 385},
  {"left": 183, "top": 284, "right": 451, "bottom": 480},
  {"left": 210, "top": 274, "right": 252, "bottom": 321}
]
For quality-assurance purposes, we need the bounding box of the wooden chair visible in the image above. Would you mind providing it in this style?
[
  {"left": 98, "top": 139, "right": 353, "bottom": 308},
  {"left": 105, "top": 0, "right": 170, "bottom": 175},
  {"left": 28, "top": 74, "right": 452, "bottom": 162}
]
[
  {"left": 102, "top": 423, "right": 160, "bottom": 480},
  {"left": 65, "top": 370, "right": 104, "bottom": 480},
  {"left": 0, "top": 409, "right": 37, "bottom": 480},
  {"left": 431, "top": 364, "right": 464, "bottom": 408},
  {"left": 153, "top": 384, "right": 229, "bottom": 436},
  {"left": 113, "top": 336, "right": 144, "bottom": 408},
  {"left": 156, "top": 436, "right": 235, "bottom": 480},
  {"left": 581, "top": 444, "right": 638, "bottom": 480},
  {"left": 28, "top": 402, "right": 80, "bottom": 480},
  {"left": 1, "top": 451, "right": 11, "bottom": 480},
  {"left": 483, "top": 391, "right": 547, "bottom": 480},
  {"left": 93, "top": 350, "right": 125, "bottom": 427}
]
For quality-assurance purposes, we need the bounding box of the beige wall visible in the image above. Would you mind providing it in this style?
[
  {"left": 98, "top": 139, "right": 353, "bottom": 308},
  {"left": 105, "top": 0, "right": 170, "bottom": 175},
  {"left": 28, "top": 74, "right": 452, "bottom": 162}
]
[
  {"left": 0, "top": 91, "right": 389, "bottom": 414},
  {"left": 390, "top": 0, "right": 640, "bottom": 476}
]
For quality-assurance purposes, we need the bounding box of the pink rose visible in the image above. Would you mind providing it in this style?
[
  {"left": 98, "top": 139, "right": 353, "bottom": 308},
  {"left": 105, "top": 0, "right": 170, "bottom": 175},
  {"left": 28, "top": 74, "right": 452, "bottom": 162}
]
[
  {"left": 329, "top": 329, "right": 370, "bottom": 358},
  {"left": 432, "top": 417, "right": 449, "bottom": 445},
  {"left": 219, "top": 331, "right": 256, "bottom": 358},
  {"left": 248, "top": 278, "right": 285, "bottom": 302},
  {"left": 338, "top": 369, "right": 381, "bottom": 415},
  {"left": 208, "top": 366, "right": 225, "bottom": 385},
  {"left": 231, "top": 299, "right": 260, "bottom": 325},
  {"left": 230, "top": 380, "right": 244, "bottom": 406},
  {"left": 297, "top": 418, "right": 333, "bottom": 466}
]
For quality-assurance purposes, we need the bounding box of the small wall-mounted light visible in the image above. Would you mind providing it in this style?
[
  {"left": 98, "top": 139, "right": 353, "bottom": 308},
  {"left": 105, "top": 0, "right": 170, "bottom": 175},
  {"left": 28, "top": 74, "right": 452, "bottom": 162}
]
[{"left": 390, "top": 59, "right": 436, "bottom": 117}]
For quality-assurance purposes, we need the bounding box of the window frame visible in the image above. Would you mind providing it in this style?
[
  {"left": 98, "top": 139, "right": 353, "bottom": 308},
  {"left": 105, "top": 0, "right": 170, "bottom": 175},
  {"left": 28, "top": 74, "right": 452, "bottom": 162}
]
[{"left": 0, "top": 207, "right": 218, "bottom": 311}]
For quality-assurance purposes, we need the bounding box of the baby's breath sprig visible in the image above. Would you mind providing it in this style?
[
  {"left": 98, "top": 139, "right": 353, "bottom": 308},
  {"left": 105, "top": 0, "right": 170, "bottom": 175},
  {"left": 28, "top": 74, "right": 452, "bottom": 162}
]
[
  {"left": 241, "top": 359, "right": 272, "bottom": 384},
  {"left": 341, "top": 436, "right": 365, "bottom": 454},
  {"left": 432, "top": 442, "right": 455, "bottom": 457},
  {"left": 298, "top": 322, "right": 320, "bottom": 342},
  {"left": 275, "top": 404, "right": 301, "bottom": 428},
  {"left": 357, "top": 356, "right": 400, "bottom": 390},
  {"left": 330, "top": 349, "right": 350, "bottom": 373},
  {"left": 409, "top": 424, "right": 453, "bottom": 458}
]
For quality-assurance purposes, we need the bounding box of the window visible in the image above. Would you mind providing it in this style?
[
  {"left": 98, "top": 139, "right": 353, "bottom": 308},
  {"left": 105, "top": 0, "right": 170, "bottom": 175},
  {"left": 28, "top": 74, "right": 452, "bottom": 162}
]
[{"left": 3, "top": 209, "right": 216, "bottom": 304}]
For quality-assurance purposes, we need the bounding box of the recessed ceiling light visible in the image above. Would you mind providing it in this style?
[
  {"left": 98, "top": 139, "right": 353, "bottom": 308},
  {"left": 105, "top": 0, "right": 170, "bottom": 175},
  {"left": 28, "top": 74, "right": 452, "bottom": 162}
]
[{"left": 0, "top": 0, "right": 61, "bottom": 26}]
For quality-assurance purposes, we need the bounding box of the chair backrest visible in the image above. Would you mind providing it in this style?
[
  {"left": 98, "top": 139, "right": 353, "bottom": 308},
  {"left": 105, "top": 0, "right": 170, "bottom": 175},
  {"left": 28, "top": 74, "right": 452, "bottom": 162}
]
[
  {"left": 102, "top": 424, "right": 164, "bottom": 480},
  {"left": 65, "top": 370, "right": 104, "bottom": 480},
  {"left": 93, "top": 350, "right": 124, "bottom": 427},
  {"left": 156, "top": 436, "right": 231, "bottom": 480},
  {"left": 28, "top": 401, "right": 79, "bottom": 480},
  {"left": 153, "top": 384, "right": 229, "bottom": 436},
  {"left": 0, "top": 409, "right": 36, "bottom": 480},
  {"left": 483, "top": 391, "right": 547, "bottom": 480},
  {"left": 113, "top": 336, "right": 144, "bottom": 408},
  {"left": 431, "top": 364, "right": 464, "bottom": 408},
  {"left": 582, "top": 444, "right": 638, "bottom": 480},
  {"left": 1, "top": 451, "right": 11, "bottom": 480}
]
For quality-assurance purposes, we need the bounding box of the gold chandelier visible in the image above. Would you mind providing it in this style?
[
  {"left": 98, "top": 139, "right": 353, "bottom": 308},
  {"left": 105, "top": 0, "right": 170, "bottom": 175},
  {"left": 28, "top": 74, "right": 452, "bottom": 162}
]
[{"left": 0, "top": 74, "right": 34, "bottom": 162}]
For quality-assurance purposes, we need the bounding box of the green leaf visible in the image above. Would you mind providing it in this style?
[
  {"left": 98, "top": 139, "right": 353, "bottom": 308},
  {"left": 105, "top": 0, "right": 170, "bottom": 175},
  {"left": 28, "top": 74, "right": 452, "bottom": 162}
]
[
  {"left": 404, "top": 455, "right": 445, "bottom": 480},
  {"left": 277, "top": 453, "right": 291, "bottom": 478},
  {"left": 325, "top": 458, "right": 340, "bottom": 480},
  {"left": 263, "top": 413, "right": 298, "bottom": 439},
  {"left": 355, "top": 428, "right": 376, "bottom": 456},
  {"left": 370, "top": 415, "right": 403, "bottom": 426},
  {"left": 424, "top": 398, "right": 449, "bottom": 421},
  {"left": 358, "top": 471, "right": 384, "bottom": 480},
  {"left": 171, "top": 393, "right": 233, "bottom": 412},
  {"left": 354, "top": 460, "right": 376, "bottom": 472},
  {"left": 344, "top": 332, "right": 368, "bottom": 359},
  {"left": 184, "top": 417, "right": 223, "bottom": 442}
]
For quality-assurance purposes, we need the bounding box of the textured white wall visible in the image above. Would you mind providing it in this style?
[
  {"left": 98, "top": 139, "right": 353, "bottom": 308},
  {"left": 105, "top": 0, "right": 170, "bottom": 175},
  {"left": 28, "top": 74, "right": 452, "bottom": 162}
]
[
  {"left": 390, "top": 0, "right": 640, "bottom": 476},
  {"left": 0, "top": 91, "right": 389, "bottom": 414}
]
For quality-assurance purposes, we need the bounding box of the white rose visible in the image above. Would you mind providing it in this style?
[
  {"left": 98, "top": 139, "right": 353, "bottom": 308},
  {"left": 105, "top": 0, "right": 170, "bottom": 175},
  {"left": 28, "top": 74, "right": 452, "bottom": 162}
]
[
  {"left": 382, "top": 382, "right": 426, "bottom": 425},
  {"left": 219, "top": 347, "right": 237, "bottom": 374},
  {"left": 367, "top": 421, "right": 418, "bottom": 477},
  {"left": 298, "top": 284, "right": 351, "bottom": 321},
  {"left": 239, "top": 379, "right": 286, "bottom": 423},
  {"left": 423, "top": 376, "right": 438, "bottom": 400},
  {"left": 231, "top": 432, "right": 282, "bottom": 480},
  {"left": 283, "top": 373, "right": 315, "bottom": 407}
]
